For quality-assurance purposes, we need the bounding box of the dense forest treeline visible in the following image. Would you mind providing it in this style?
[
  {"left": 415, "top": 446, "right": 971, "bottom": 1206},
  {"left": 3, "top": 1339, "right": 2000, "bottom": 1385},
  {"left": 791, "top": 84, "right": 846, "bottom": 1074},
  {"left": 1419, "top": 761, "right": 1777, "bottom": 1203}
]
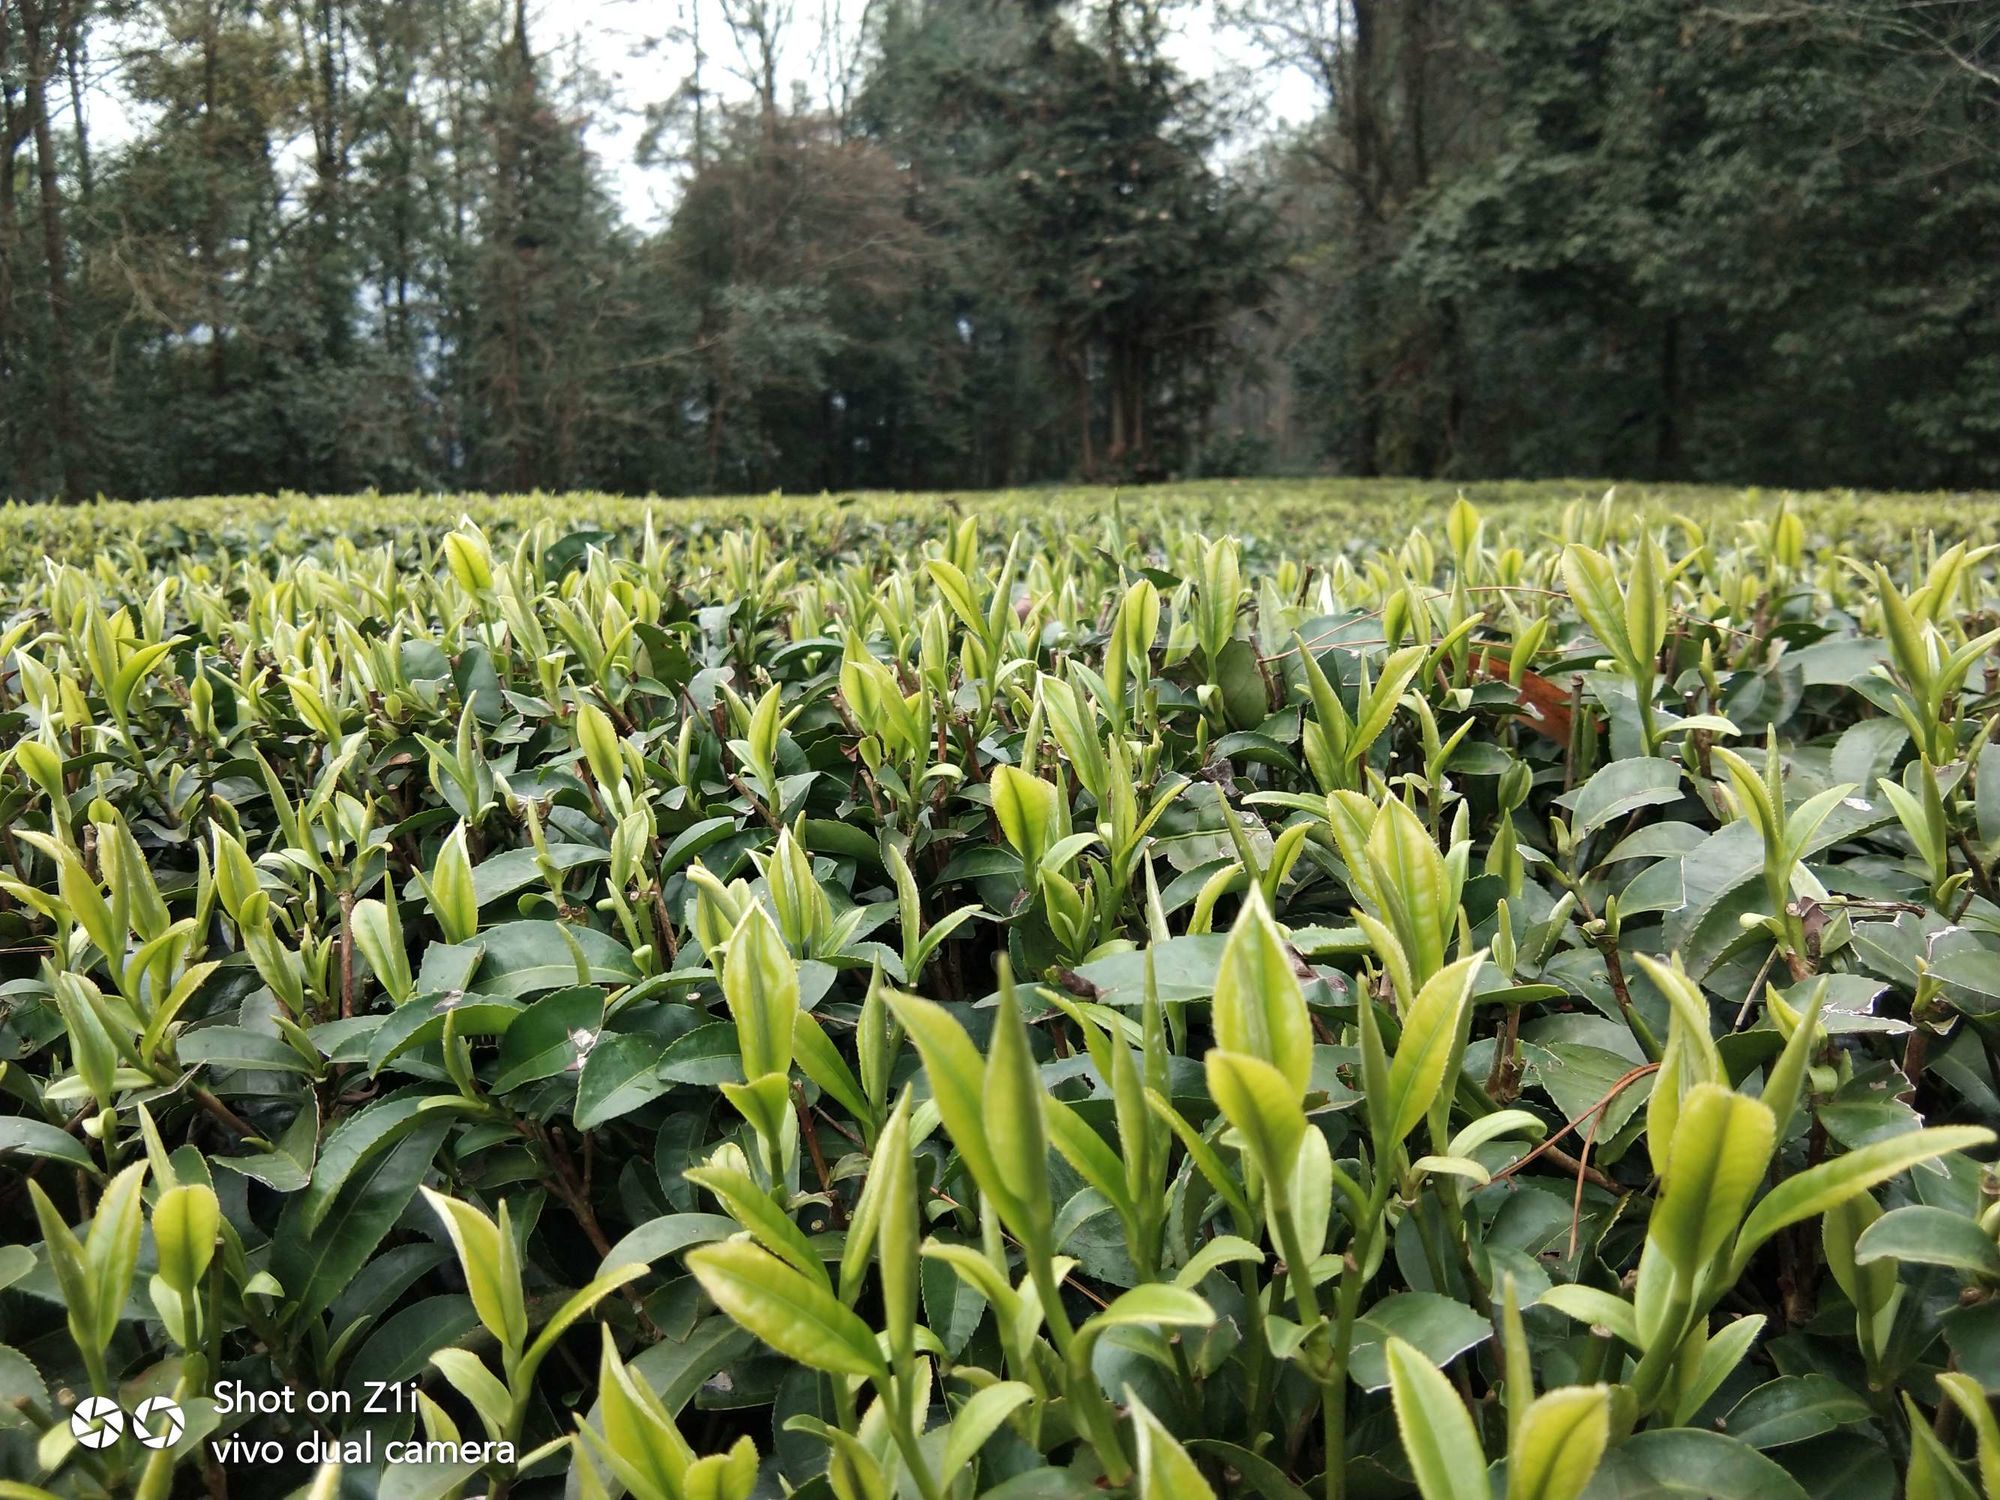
[{"left": 1, "top": 0, "right": 1996, "bottom": 502}]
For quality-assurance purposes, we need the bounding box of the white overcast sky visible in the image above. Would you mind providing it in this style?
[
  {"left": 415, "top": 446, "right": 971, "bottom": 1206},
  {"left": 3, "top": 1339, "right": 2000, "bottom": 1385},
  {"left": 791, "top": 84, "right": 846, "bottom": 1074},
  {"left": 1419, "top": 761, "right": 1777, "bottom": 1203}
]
[
  {"left": 82, "top": 1, "right": 1324, "bottom": 227},
  {"left": 534, "top": 0, "right": 1323, "bottom": 223}
]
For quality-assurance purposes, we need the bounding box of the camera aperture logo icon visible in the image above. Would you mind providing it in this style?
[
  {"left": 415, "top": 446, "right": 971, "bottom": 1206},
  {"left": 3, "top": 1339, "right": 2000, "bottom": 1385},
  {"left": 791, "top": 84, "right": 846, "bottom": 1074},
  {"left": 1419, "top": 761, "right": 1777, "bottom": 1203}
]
[
  {"left": 133, "top": 1396, "right": 186, "bottom": 1450},
  {"left": 70, "top": 1395, "right": 124, "bottom": 1449},
  {"left": 67, "top": 1395, "right": 183, "bottom": 1451}
]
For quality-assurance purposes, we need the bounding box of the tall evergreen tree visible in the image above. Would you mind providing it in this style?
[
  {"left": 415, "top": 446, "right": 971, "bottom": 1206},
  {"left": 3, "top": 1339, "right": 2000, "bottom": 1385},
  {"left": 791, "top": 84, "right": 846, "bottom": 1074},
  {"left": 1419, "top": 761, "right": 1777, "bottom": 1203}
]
[{"left": 0, "top": 0, "right": 1991, "bottom": 498}]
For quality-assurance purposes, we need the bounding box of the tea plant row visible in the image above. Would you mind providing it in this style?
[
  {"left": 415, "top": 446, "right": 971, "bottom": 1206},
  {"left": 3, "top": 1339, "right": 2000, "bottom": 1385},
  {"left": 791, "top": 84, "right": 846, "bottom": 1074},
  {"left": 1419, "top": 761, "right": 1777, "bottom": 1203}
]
[{"left": 1, "top": 487, "right": 1998, "bottom": 1499}]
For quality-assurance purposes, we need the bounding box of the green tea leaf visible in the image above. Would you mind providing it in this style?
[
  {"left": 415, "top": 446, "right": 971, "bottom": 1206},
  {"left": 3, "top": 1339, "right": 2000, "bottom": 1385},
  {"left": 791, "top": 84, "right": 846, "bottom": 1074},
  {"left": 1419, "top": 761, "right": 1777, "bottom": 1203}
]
[
  {"left": 1650, "top": 1084, "right": 1775, "bottom": 1278},
  {"left": 1211, "top": 886, "right": 1311, "bottom": 1096},
  {"left": 1131, "top": 1395, "right": 1218, "bottom": 1500},
  {"left": 151, "top": 1183, "right": 221, "bottom": 1299},
  {"left": 1384, "top": 1336, "right": 1487, "bottom": 1500},
  {"left": 685, "top": 1240, "right": 887, "bottom": 1379},
  {"left": 1853, "top": 1205, "right": 2000, "bottom": 1277},
  {"left": 722, "top": 904, "right": 798, "bottom": 1081},
  {"left": 1733, "top": 1125, "right": 1996, "bottom": 1274},
  {"left": 1384, "top": 953, "right": 1485, "bottom": 1145},
  {"left": 1205, "top": 1049, "right": 1307, "bottom": 1185},
  {"left": 422, "top": 1189, "right": 528, "bottom": 1354},
  {"left": 1507, "top": 1385, "right": 1610, "bottom": 1500}
]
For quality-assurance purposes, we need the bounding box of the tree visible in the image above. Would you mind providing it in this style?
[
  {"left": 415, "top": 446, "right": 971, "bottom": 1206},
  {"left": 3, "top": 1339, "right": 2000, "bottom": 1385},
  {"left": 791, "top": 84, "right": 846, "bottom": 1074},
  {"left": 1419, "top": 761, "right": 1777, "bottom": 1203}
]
[
  {"left": 1394, "top": 0, "right": 2000, "bottom": 487},
  {"left": 14, "top": 0, "right": 87, "bottom": 499},
  {"left": 467, "top": 0, "right": 629, "bottom": 490},
  {"left": 1, "top": 0, "right": 1991, "bottom": 499},
  {"left": 860, "top": 0, "right": 1271, "bottom": 481},
  {"left": 1233, "top": 0, "right": 1483, "bottom": 476}
]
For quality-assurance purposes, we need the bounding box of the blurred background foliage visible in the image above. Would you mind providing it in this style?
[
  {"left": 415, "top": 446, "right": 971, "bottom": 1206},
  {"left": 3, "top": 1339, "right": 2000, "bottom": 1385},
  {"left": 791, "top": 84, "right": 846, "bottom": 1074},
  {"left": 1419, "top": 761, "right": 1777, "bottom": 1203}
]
[{"left": 0, "top": 0, "right": 1995, "bottom": 502}]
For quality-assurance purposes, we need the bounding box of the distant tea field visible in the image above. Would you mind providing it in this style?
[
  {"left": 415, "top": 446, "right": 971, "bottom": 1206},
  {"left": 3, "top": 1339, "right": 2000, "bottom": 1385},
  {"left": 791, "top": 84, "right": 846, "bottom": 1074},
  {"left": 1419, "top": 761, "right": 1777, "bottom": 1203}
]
[
  {"left": 5, "top": 479, "right": 1999, "bottom": 572},
  {"left": 4, "top": 480, "right": 2000, "bottom": 1500}
]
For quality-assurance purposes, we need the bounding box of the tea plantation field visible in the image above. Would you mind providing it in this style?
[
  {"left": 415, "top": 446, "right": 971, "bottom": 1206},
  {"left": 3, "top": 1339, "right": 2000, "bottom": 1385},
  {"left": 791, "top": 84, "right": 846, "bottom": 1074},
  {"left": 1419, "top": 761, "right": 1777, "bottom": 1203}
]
[{"left": 4, "top": 480, "right": 2000, "bottom": 1500}]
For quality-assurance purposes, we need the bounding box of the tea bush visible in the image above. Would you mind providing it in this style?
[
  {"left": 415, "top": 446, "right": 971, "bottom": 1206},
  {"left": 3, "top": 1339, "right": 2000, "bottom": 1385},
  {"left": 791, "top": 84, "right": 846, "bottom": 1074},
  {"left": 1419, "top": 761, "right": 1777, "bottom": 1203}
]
[{"left": 3, "top": 482, "right": 2000, "bottom": 1500}]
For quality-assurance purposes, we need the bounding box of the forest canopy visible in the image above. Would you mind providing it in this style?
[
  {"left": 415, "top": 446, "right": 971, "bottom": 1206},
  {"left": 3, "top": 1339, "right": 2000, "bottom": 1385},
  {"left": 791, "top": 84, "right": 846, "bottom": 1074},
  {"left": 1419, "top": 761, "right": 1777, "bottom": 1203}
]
[{"left": 1, "top": 0, "right": 1996, "bottom": 502}]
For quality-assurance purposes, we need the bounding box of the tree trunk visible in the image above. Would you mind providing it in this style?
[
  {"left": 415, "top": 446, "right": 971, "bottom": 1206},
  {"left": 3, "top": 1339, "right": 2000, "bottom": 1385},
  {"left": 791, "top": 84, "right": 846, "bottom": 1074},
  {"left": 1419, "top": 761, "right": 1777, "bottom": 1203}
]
[
  {"left": 1075, "top": 349, "right": 1094, "bottom": 479},
  {"left": 1344, "top": 0, "right": 1384, "bottom": 477},
  {"left": 491, "top": 0, "right": 536, "bottom": 490},
  {"left": 65, "top": 20, "right": 92, "bottom": 203},
  {"left": 1136, "top": 348, "right": 1152, "bottom": 476},
  {"left": 1656, "top": 314, "right": 1682, "bottom": 476},
  {"left": 301, "top": 0, "right": 348, "bottom": 363},
  {"left": 1, "top": 20, "right": 31, "bottom": 494},
  {"left": 199, "top": 0, "right": 227, "bottom": 402},
  {"left": 1107, "top": 339, "right": 1127, "bottom": 467},
  {"left": 19, "top": 0, "right": 84, "bottom": 501}
]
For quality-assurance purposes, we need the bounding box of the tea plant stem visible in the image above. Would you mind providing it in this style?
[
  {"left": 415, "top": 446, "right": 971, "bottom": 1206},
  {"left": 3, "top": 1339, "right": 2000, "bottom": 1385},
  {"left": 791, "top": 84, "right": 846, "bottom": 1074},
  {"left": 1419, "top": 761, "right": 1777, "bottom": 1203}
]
[
  {"left": 1323, "top": 1253, "right": 1367, "bottom": 1500},
  {"left": 883, "top": 1375, "right": 945, "bottom": 1500},
  {"left": 1273, "top": 1199, "right": 1341, "bottom": 1498},
  {"left": 649, "top": 883, "right": 678, "bottom": 962},
  {"left": 1236, "top": 1257, "right": 1273, "bottom": 1433},
  {"left": 1272, "top": 1200, "right": 1323, "bottom": 1328},
  {"left": 830, "top": 1373, "right": 859, "bottom": 1435},
  {"left": 1635, "top": 693, "right": 1661, "bottom": 760},
  {"left": 0, "top": 821, "right": 29, "bottom": 885},
  {"left": 1484, "top": 1004, "right": 1523, "bottom": 1097},
  {"left": 1575, "top": 1329, "right": 1617, "bottom": 1384},
  {"left": 1630, "top": 1285, "right": 1693, "bottom": 1412},
  {"left": 1034, "top": 1254, "right": 1134, "bottom": 1483},
  {"left": 729, "top": 771, "right": 783, "bottom": 831},
  {"left": 203, "top": 1254, "right": 224, "bottom": 1390},
  {"left": 118, "top": 727, "right": 181, "bottom": 830},
  {"left": 1492, "top": 1063, "right": 1657, "bottom": 1187},
  {"left": 796, "top": 1083, "right": 835, "bottom": 1208},
  {"left": 528, "top": 1122, "right": 614, "bottom": 1258},
  {"left": 190, "top": 1086, "right": 255, "bottom": 1138},
  {"left": 1427, "top": 1190, "right": 1490, "bottom": 1313},
  {"left": 1591, "top": 931, "right": 1661, "bottom": 1062},
  {"left": 1413, "top": 1198, "right": 1451, "bottom": 1295},
  {"left": 338, "top": 887, "right": 356, "bottom": 1020}
]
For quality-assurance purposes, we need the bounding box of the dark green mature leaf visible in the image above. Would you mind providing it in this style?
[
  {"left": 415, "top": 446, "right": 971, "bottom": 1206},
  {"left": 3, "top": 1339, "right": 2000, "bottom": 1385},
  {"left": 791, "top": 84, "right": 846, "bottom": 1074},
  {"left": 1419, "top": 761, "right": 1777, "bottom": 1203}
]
[
  {"left": 367, "top": 993, "right": 523, "bottom": 1074},
  {"left": 1216, "top": 639, "right": 1270, "bottom": 731},
  {"left": 209, "top": 1103, "right": 319, "bottom": 1191},
  {"left": 468, "top": 921, "right": 641, "bottom": 997},
  {"left": 1068, "top": 936, "right": 1231, "bottom": 1004},
  {"left": 1561, "top": 757, "right": 1684, "bottom": 838},
  {"left": 1579, "top": 1429, "right": 1811, "bottom": 1498},
  {"left": 493, "top": 984, "right": 606, "bottom": 1093},
  {"left": 599, "top": 1213, "right": 739, "bottom": 1275},
  {"left": 297, "top": 1090, "right": 480, "bottom": 1233},
  {"left": 1667, "top": 794, "right": 1898, "bottom": 978},
  {"left": 1944, "top": 1301, "right": 2000, "bottom": 1387},
  {"left": 575, "top": 1034, "right": 671, "bottom": 1129},
  {"left": 0, "top": 1117, "right": 98, "bottom": 1172},
  {"left": 1778, "top": 1434, "right": 1898, "bottom": 1500},
  {"left": 1723, "top": 1377, "right": 1873, "bottom": 1449},
  {"left": 471, "top": 843, "right": 610, "bottom": 907},
  {"left": 1186, "top": 1443, "right": 1312, "bottom": 1500},
  {"left": 272, "top": 1116, "right": 452, "bottom": 1322},
  {"left": 178, "top": 1024, "right": 316, "bottom": 1074},
  {"left": 1349, "top": 1293, "right": 1493, "bottom": 1391},
  {"left": 657, "top": 1022, "right": 747, "bottom": 1086},
  {"left": 1854, "top": 1205, "right": 2000, "bottom": 1276},
  {"left": 0, "top": 1342, "right": 50, "bottom": 1420},
  {"left": 348, "top": 1294, "right": 482, "bottom": 1387}
]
